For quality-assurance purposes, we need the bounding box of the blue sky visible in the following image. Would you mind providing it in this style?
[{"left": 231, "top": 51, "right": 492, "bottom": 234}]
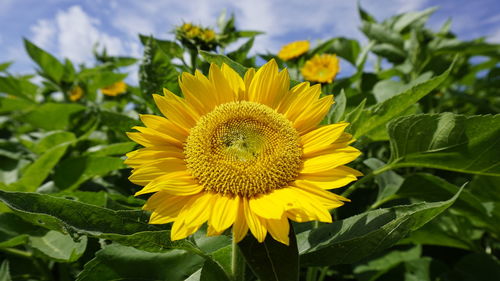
[{"left": 1, "top": 0, "right": 499, "bottom": 78}]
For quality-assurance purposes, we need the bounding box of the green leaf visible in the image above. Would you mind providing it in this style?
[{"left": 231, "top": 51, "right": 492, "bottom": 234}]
[
  {"left": 76, "top": 244, "right": 204, "bottom": 281},
  {"left": 99, "top": 110, "right": 141, "bottom": 133},
  {"left": 360, "top": 22, "right": 404, "bottom": 47},
  {"left": 354, "top": 246, "right": 422, "bottom": 281},
  {"left": 200, "top": 51, "right": 248, "bottom": 77},
  {"left": 401, "top": 212, "right": 482, "bottom": 250},
  {"left": 364, "top": 158, "right": 403, "bottom": 205},
  {"left": 345, "top": 98, "right": 366, "bottom": 130},
  {"left": 209, "top": 245, "right": 232, "bottom": 275},
  {"left": 449, "top": 253, "right": 500, "bottom": 281},
  {"left": 62, "top": 58, "right": 76, "bottom": 82},
  {"left": 353, "top": 61, "right": 453, "bottom": 138},
  {"left": 0, "top": 76, "right": 38, "bottom": 101},
  {"left": 0, "top": 260, "right": 11, "bottom": 281},
  {"left": 235, "top": 30, "right": 264, "bottom": 38},
  {"left": 327, "top": 89, "right": 347, "bottom": 123},
  {"left": 30, "top": 230, "right": 87, "bottom": 262},
  {"left": 0, "top": 190, "right": 155, "bottom": 235},
  {"left": 0, "top": 62, "right": 12, "bottom": 72},
  {"left": 53, "top": 156, "right": 126, "bottom": 190},
  {"left": 227, "top": 37, "right": 255, "bottom": 64},
  {"left": 139, "top": 36, "right": 180, "bottom": 102},
  {"left": 329, "top": 38, "right": 361, "bottom": 66},
  {"left": 88, "top": 72, "right": 128, "bottom": 90},
  {"left": 298, "top": 186, "right": 463, "bottom": 266},
  {"left": 31, "top": 131, "right": 76, "bottom": 155},
  {"left": 85, "top": 142, "right": 136, "bottom": 156},
  {"left": 371, "top": 43, "right": 406, "bottom": 63},
  {"left": 396, "top": 173, "right": 497, "bottom": 233},
  {"left": 21, "top": 103, "right": 86, "bottom": 131},
  {"left": 373, "top": 73, "right": 434, "bottom": 103},
  {"left": 387, "top": 113, "right": 500, "bottom": 176},
  {"left": 238, "top": 228, "right": 299, "bottom": 281},
  {"left": 0, "top": 191, "right": 204, "bottom": 255},
  {"left": 16, "top": 141, "right": 73, "bottom": 192},
  {"left": 0, "top": 97, "right": 35, "bottom": 114},
  {"left": 358, "top": 3, "right": 377, "bottom": 23},
  {"left": 0, "top": 235, "right": 29, "bottom": 249},
  {"left": 153, "top": 38, "right": 184, "bottom": 59},
  {"left": 199, "top": 259, "right": 231, "bottom": 281},
  {"left": 392, "top": 7, "right": 437, "bottom": 32},
  {"left": 24, "top": 39, "right": 65, "bottom": 83}
]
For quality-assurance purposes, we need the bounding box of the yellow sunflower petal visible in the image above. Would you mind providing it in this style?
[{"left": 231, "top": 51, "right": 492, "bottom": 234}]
[
  {"left": 298, "top": 165, "right": 363, "bottom": 190},
  {"left": 221, "top": 63, "right": 245, "bottom": 95},
  {"left": 301, "top": 146, "right": 361, "bottom": 174},
  {"left": 265, "top": 215, "right": 290, "bottom": 245},
  {"left": 248, "top": 60, "right": 289, "bottom": 108},
  {"left": 139, "top": 114, "right": 189, "bottom": 141},
  {"left": 130, "top": 126, "right": 183, "bottom": 148},
  {"left": 283, "top": 83, "right": 321, "bottom": 121},
  {"left": 293, "top": 95, "right": 334, "bottom": 134},
  {"left": 135, "top": 173, "right": 203, "bottom": 196},
  {"left": 241, "top": 68, "right": 255, "bottom": 100},
  {"left": 207, "top": 224, "right": 224, "bottom": 236},
  {"left": 301, "top": 122, "right": 349, "bottom": 156},
  {"left": 293, "top": 181, "right": 350, "bottom": 205},
  {"left": 233, "top": 198, "right": 249, "bottom": 243},
  {"left": 243, "top": 198, "right": 267, "bottom": 242},
  {"left": 171, "top": 193, "right": 214, "bottom": 240},
  {"left": 208, "top": 63, "right": 237, "bottom": 105},
  {"left": 128, "top": 158, "right": 187, "bottom": 185},
  {"left": 125, "top": 147, "right": 184, "bottom": 168},
  {"left": 153, "top": 90, "right": 199, "bottom": 129},
  {"left": 147, "top": 193, "right": 193, "bottom": 224},
  {"left": 180, "top": 70, "right": 218, "bottom": 114},
  {"left": 209, "top": 194, "right": 239, "bottom": 233},
  {"left": 249, "top": 192, "right": 286, "bottom": 220}
]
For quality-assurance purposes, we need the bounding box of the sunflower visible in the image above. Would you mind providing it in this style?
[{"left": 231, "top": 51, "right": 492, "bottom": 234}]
[
  {"left": 277, "top": 40, "right": 310, "bottom": 61},
  {"left": 101, "top": 81, "right": 127, "bottom": 96},
  {"left": 301, "top": 54, "right": 340, "bottom": 84},
  {"left": 200, "top": 29, "right": 216, "bottom": 42},
  {"left": 69, "top": 86, "right": 83, "bottom": 101},
  {"left": 126, "top": 60, "right": 361, "bottom": 245}
]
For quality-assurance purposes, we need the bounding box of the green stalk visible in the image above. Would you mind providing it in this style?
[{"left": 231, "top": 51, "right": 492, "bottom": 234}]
[{"left": 231, "top": 237, "right": 245, "bottom": 281}]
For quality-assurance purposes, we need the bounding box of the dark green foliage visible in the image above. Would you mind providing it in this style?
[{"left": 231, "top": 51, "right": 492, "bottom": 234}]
[{"left": 0, "top": 6, "right": 499, "bottom": 281}]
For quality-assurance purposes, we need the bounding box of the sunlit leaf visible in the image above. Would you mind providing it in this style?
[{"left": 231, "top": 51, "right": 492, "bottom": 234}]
[
  {"left": 387, "top": 113, "right": 500, "bottom": 176},
  {"left": 298, "top": 187, "right": 462, "bottom": 266}
]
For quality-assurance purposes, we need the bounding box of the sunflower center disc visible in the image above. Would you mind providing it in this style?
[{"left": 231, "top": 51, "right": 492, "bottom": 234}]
[{"left": 184, "top": 101, "right": 302, "bottom": 197}]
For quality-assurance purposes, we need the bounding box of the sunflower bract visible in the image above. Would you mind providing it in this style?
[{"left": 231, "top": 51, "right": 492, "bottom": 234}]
[{"left": 125, "top": 60, "right": 362, "bottom": 245}]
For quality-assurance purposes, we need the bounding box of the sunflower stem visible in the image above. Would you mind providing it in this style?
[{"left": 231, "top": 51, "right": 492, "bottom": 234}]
[{"left": 232, "top": 237, "right": 245, "bottom": 281}]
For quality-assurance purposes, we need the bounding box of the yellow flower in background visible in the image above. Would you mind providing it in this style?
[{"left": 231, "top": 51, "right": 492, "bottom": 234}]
[
  {"left": 125, "top": 60, "right": 361, "bottom": 245},
  {"left": 101, "top": 81, "right": 127, "bottom": 96},
  {"left": 200, "top": 29, "right": 216, "bottom": 42},
  {"left": 277, "top": 40, "right": 310, "bottom": 61},
  {"left": 69, "top": 86, "right": 83, "bottom": 101},
  {"left": 301, "top": 54, "right": 340, "bottom": 84},
  {"left": 186, "top": 26, "right": 201, "bottom": 38},
  {"left": 180, "top": 23, "right": 193, "bottom": 32}
]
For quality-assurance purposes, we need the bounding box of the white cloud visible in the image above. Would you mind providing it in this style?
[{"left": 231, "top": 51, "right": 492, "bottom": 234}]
[
  {"left": 30, "top": 19, "right": 56, "bottom": 50},
  {"left": 111, "top": 11, "right": 156, "bottom": 38},
  {"left": 55, "top": 6, "right": 123, "bottom": 63},
  {"left": 29, "top": 5, "right": 126, "bottom": 64},
  {"left": 489, "top": 29, "right": 500, "bottom": 43}
]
